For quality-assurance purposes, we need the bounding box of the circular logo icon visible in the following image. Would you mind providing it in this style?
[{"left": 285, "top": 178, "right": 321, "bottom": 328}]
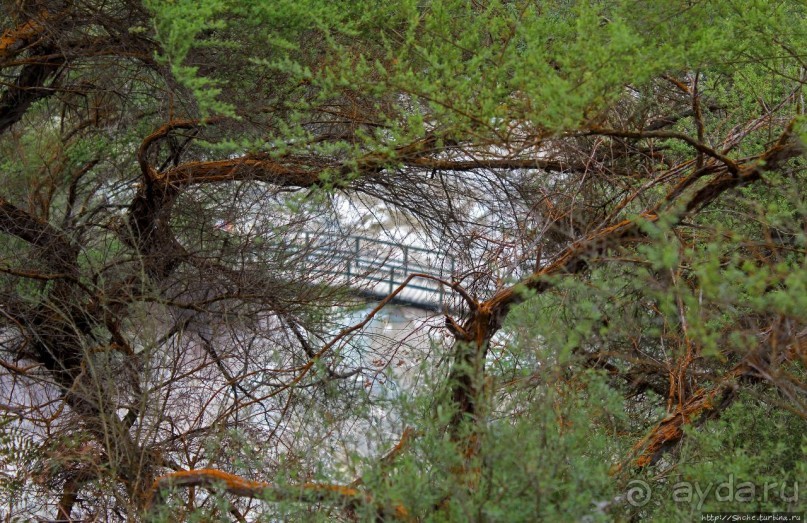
[{"left": 626, "top": 479, "right": 652, "bottom": 507}]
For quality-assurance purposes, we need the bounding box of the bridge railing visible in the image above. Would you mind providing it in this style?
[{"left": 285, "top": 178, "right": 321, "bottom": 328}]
[{"left": 286, "top": 233, "right": 457, "bottom": 311}]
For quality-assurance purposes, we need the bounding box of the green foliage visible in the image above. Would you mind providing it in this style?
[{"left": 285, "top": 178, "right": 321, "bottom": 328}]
[
  {"left": 637, "top": 389, "right": 806, "bottom": 521},
  {"left": 348, "top": 370, "right": 627, "bottom": 521},
  {"left": 0, "top": 416, "right": 39, "bottom": 504},
  {"left": 1, "top": 0, "right": 805, "bottom": 520}
]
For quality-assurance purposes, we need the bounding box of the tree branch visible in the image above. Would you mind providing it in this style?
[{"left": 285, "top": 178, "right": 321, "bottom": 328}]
[{"left": 148, "top": 468, "right": 410, "bottom": 519}]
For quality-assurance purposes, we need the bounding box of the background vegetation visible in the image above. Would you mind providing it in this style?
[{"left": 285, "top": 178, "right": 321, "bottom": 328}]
[{"left": 0, "top": 0, "right": 804, "bottom": 520}]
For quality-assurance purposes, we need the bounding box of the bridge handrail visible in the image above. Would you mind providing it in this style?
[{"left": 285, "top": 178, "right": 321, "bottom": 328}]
[{"left": 254, "top": 232, "right": 460, "bottom": 310}]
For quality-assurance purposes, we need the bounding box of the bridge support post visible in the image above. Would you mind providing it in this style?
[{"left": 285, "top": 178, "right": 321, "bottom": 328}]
[{"left": 439, "top": 284, "right": 444, "bottom": 310}]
